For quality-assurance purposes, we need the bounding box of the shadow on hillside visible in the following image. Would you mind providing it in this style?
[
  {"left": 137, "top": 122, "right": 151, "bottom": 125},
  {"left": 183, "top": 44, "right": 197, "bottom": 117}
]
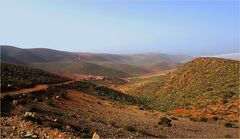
[
  {"left": 58, "top": 81, "right": 148, "bottom": 107},
  {"left": 1, "top": 95, "right": 15, "bottom": 116}
]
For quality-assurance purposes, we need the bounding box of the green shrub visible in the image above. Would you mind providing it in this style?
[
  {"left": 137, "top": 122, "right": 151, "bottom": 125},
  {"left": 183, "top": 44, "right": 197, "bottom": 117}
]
[
  {"left": 59, "top": 89, "right": 67, "bottom": 99},
  {"left": 224, "top": 134, "right": 232, "bottom": 138},
  {"left": 158, "top": 117, "right": 172, "bottom": 127},
  {"left": 189, "top": 117, "right": 198, "bottom": 122},
  {"left": 189, "top": 117, "right": 208, "bottom": 122},
  {"left": 110, "top": 122, "right": 117, "bottom": 128},
  {"left": 221, "top": 91, "right": 236, "bottom": 104},
  {"left": 199, "top": 117, "right": 208, "bottom": 122},
  {"left": 80, "top": 127, "right": 92, "bottom": 138},
  {"left": 123, "top": 124, "right": 136, "bottom": 132},
  {"left": 170, "top": 117, "right": 178, "bottom": 120},
  {"left": 224, "top": 122, "right": 238, "bottom": 128},
  {"left": 43, "top": 99, "right": 53, "bottom": 106},
  {"left": 211, "top": 116, "right": 219, "bottom": 121},
  {"left": 50, "top": 123, "right": 64, "bottom": 130},
  {"left": 28, "top": 106, "right": 38, "bottom": 112}
]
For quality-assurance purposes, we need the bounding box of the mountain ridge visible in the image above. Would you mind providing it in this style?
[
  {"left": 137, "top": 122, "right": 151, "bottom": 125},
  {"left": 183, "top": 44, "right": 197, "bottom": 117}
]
[{"left": 1, "top": 45, "right": 191, "bottom": 77}]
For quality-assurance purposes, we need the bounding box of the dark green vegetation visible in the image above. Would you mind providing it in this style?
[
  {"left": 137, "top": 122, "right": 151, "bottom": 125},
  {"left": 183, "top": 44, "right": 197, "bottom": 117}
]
[
  {"left": 224, "top": 122, "right": 238, "bottom": 128},
  {"left": 120, "top": 57, "right": 240, "bottom": 112},
  {"left": 224, "top": 134, "right": 233, "bottom": 138},
  {"left": 1, "top": 62, "right": 69, "bottom": 91},
  {"left": 119, "top": 76, "right": 167, "bottom": 102},
  {"left": 189, "top": 117, "right": 208, "bottom": 122},
  {"left": 123, "top": 124, "right": 136, "bottom": 132},
  {"left": 1, "top": 45, "right": 191, "bottom": 77},
  {"left": 58, "top": 81, "right": 147, "bottom": 107},
  {"left": 31, "top": 61, "right": 129, "bottom": 78},
  {"left": 158, "top": 117, "right": 172, "bottom": 127}
]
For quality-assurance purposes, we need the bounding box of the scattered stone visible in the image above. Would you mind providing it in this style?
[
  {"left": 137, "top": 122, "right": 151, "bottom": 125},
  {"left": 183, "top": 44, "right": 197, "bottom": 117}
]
[
  {"left": 32, "top": 134, "right": 38, "bottom": 138},
  {"left": 10, "top": 133, "right": 14, "bottom": 137},
  {"left": 55, "top": 96, "right": 60, "bottom": 99},
  {"left": 53, "top": 118, "right": 58, "bottom": 122},
  {"left": 66, "top": 125, "right": 71, "bottom": 131},
  {"left": 23, "top": 131, "right": 32, "bottom": 138},
  {"left": 92, "top": 132, "right": 101, "bottom": 139},
  {"left": 34, "top": 99, "right": 38, "bottom": 102},
  {"left": 129, "top": 134, "right": 134, "bottom": 139},
  {"left": 24, "top": 112, "right": 36, "bottom": 118},
  {"left": 13, "top": 100, "right": 18, "bottom": 105}
]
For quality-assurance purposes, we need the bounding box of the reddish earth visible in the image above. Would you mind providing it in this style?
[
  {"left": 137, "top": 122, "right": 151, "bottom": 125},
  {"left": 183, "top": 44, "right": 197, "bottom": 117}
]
[
  {"left": 1, "top": 74, "right": 239, "bottom": 138},
  {"left": 169, "top": 99, "right": 240, "bottom": 122},
  {"left": 1, "top": 87, "right": 239, "bottom": 138},
  {"left": 51, "top": 90, "right": 239, "bottom": 138}
]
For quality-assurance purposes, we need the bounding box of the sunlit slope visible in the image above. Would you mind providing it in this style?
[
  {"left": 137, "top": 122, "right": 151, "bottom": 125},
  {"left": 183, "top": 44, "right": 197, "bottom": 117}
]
[
  {"left": 120, "top": 57, "right": 240, "bottom": 112},
  {"left": 156, "top": 57, "right": 240, "bottom": 111},
  {"left": 119, "top": 76, "right": 167, "bottom": 102}
]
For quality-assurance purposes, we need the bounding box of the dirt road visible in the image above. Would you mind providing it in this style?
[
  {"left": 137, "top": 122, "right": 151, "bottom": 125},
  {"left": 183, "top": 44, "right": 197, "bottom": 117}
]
[{"left": 1, "top": 80, "right": 74, "bottom": 97}]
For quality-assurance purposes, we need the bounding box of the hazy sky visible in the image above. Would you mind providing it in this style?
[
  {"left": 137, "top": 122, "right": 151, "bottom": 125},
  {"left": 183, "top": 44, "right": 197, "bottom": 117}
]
[{"left": 0, "top": 0, "right": 239, "bottom": 56}]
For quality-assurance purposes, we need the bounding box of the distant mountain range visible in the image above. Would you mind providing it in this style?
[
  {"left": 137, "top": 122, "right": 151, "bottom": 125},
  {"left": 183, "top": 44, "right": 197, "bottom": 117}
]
[{"left": 0, "top": 45, "right": 192, "bottom": 77}]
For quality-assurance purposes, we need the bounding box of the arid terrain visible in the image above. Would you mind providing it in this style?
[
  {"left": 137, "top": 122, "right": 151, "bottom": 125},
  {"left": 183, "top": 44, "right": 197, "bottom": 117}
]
[
  {"left": 1, "top": 46, "right": 240, "bottom": 138},
  {"left": 1, "top": 83, "right": 239, "bottom": 138},
  {"left": 1, "top": 0, "right": 239, "bottom": 138}
]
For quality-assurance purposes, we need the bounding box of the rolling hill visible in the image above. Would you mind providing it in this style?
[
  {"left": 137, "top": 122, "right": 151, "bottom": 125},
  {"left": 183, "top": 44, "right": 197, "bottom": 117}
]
[
  {"left": 156, "top": 57, "right": 239, "bottom": 111},
  {"left": 1, "top": 62, "right": 69, "bottom": 92},
  {"left": 119, "top": 57, "right": 240, "bottom": 120},
  {"left": 30, "top": 61, "right": 130, "bottom": 78},
  {"left": 76, "top": 52, "right": 189, "bottom": 70},
  {"left": 1, "top": 45, "right": 191, "bottom": 77},
  {"left": 0, "top": 45, "right": 79, "bottom": 64}
]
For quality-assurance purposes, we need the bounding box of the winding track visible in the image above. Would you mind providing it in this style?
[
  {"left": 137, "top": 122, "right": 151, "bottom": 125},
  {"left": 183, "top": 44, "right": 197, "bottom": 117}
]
[{"left": 1, "top": 80, "right": 75, "bottom": 97}]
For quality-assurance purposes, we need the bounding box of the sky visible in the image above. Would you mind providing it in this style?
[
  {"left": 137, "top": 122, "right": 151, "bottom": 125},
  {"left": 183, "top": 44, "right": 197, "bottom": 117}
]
[{"left": 0, "top": 0, "right": 239, "bottom": 56}]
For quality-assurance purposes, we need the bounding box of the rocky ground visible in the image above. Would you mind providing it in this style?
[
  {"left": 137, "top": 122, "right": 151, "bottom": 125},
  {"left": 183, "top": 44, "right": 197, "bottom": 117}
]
[
  {"left": 1, "top": 87, "right": 239, "bottom": 138},
  {"left": 0, "top": 116, "right": 72, "bottom": 138},
  {"left": 169, "top": 99, "right": 240, "bottom": 122}
]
